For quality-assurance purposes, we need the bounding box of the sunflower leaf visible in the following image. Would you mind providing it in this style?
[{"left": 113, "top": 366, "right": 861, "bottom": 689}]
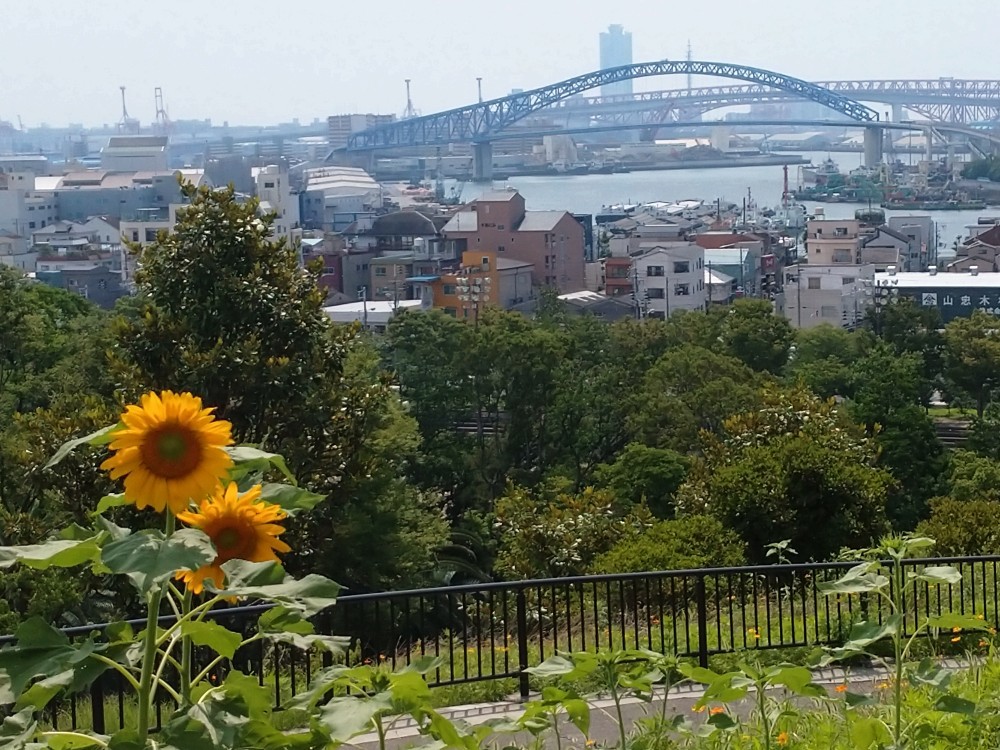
[
  {"left": 216, "top": 560, "right": 342, "bottom": 617},
  {"left": 45, "top": 423, "right": 122, "bottom": 470},
  {"left": 102, "top": 529, "right": 216, "bottom": 595},
  {"left": 258, "top": 484, "right": 325, "bottom": 516},
  {"left": 225, "top": 447, "right": 294, "bottom": 483},
  {"left": 0, "top": 538, "right": 104, "bottom": 571},
  {"left": 93, "top": 494, "right": 127, "bottom": 516},
  {"left": 180, "top": 621, "right": 243, "bottom": 661}
]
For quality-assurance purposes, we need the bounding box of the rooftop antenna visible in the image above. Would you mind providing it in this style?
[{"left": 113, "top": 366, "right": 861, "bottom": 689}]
[
  {"left": 402, "top": 79, "right": 418, "bottom": 119},
  {"left": 686, "top": 40, "right": 693, "bottom": 94}
]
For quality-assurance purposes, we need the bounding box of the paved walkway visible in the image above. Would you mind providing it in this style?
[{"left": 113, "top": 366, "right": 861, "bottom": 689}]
[{"left": 352, "top": 661, "right": 963, "bottom": 749}]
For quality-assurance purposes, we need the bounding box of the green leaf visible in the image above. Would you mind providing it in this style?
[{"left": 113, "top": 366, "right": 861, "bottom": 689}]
[
  {"left": 679, "top": 664, "right": 723, "bottom": 685},
  {"left": 93, "top": 494, "right": 127, "bottom": 515},
  {"left": 258, "top": 483, "right": 325, "bottom": 516},
  {"left": 221, "top": 671, "right": 273, "bottom": 719},
  {"left": 180, "top": 621, "right": 243, "bottom": 660},
  {"left": 525, "top": 654, "right": 576, "bottom": 678},
  {"left": 909, "top": 658, "right": 953, "bottom": 691},
  {"left": 926, "top": 613, "right": 991, "bottom": 632},
  {"left": 45, "top": 423, "right": 121, "bottom": 469},
  {"left": 0, "top": 709, "right": 38, "bottom": 749},
  {"left": 258, "top": 606, "right": 315, "bottom": 635},
  {"left": 768, "top": 665, "right": 826, "bottom": 697},
  {"left": 14, "top": 669, "right": 73, "bottom": 711},
  {"left": 225, "top": 446, "right": 294, "bottom": 482},
  {"left": 850, "top": 717, "right": 891, "bottom": 749},
  {"left": 706, "top": 712, "right": 737, "bottom": 729},
  {"left": 562, "top": 698, "right": 590, "bottom": 736},
  {"left": 215, "top": 560, "right": 342, "bottom": 616},
  {"left": 315, "top": 695, "right": 393, "bottom": 742},
  {"left": 845, "top": 691, "right": 877, "bottom": 709},
  {"left": 39, "top": 732, "right": 107, "bottom": 749},
  {"left": 912, "top": 566, "right": 962, "bottom": 586},
  {"left": 818, "top": 562, "right": 889, "bottom": 595},
  {"left": 0, "top": 619, "right": 101, "bottom": 707},
  {"left": 934, "top": 694, "right": 977, "bottom": 714},
  {"left": 106, "top": 730, "right": 143, "bottom": 750},
  {"left": 102, "top": 528, "right": 215, "bottom": 595},
  {"left": 0, "top": 538, "right": 103, "bottom": 571}
]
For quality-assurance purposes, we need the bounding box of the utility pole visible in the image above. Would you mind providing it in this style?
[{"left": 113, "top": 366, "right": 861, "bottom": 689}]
[
  {"left": 632, "top": 264, "right": 641, "bottom": 320},
  {"left": 358, "top": 287, "right": 368, "bottom": 329}
]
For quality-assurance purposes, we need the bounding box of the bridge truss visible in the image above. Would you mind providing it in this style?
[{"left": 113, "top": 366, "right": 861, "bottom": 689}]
[{"left": 345, "top": 60, "right": 879, "bottom": 151}]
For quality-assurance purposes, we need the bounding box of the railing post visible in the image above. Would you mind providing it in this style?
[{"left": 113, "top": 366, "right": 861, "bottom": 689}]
[
  {"left": 695, "top": 574, "right": 709, "bottom": 669},
  {"left": 516, "top": 587, "right": 530, "bottom": 700},
  {"left": 90, "top": 678, "right": 106, "bottom": 735}
]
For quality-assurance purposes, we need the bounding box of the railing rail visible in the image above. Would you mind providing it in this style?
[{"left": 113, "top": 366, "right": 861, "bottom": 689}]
[{"left": 8, "top": 555, "right": 1000, "bottom": 732}]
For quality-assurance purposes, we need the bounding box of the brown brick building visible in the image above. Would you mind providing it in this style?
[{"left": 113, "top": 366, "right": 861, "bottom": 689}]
[{"left": 441, "top": 190, "right": 585, "bottom": 291}]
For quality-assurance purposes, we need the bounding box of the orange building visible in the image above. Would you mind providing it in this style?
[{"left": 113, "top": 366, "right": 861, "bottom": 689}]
[{"left": 409, "top": 249, "right": 533, "bottom": 319}]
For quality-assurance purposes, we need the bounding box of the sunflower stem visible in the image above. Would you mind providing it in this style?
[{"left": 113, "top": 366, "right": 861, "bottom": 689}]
[
  {"left": 136, "top": 512, "right": 175, "bottom": 743},
  {"left": 180, "top": 587, "right": 193, "bottom": 705}
]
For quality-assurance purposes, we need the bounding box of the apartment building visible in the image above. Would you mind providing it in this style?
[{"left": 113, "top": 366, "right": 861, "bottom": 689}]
[
  {"left": 631, "top": 244, "right": 707, "bottom": 317},
  {"left": 782, "top": 263, "right": 875, "bottom": 329},
  {"left": 804, "top": 219, "right": 861, "bottom": 265}
]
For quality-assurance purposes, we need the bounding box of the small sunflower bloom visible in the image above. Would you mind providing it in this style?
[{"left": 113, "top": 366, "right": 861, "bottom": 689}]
[
  {"left": 776, "top": 731, "right": 789, "bottom": 746},
  {"left": 835, "top": 684, "right": 847, "bottom": 693},
  {"left": 101, "top": 391, "right": 233, "bottom": 514},
  {"left": 175, "top": 482, "right": 290, "bottom": 594}
]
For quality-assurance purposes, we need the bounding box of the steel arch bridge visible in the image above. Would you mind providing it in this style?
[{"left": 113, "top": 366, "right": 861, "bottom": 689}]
[
  {"left": 554, "top": 80, "right": 1000, "bottom": 125},
  {"left": 344, "top": 60, "right": 879, "bottom": 151}
]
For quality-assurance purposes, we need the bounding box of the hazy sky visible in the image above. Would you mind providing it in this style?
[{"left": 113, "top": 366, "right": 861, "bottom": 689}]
[{"left": 3, "top": 0, "right": 996, "bottom": 128}]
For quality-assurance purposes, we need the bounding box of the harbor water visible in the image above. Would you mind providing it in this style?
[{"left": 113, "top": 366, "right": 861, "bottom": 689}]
[{"left": 458, "top": 152, "right": 996, "bottom": 258}]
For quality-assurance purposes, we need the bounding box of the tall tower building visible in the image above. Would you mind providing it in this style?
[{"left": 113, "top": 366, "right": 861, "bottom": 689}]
[{"left": 599, "top": 24, "right": 633, "bottom": 99}]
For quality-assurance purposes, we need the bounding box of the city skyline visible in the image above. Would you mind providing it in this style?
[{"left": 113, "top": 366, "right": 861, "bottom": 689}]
[{"left": 1, "top": 0, "right": 995, "bottom": 128}]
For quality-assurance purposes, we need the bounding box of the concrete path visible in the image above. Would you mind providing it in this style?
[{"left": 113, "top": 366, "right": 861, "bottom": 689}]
[{"left": 350, "top": 661, "right": 964, "bottom": 749}]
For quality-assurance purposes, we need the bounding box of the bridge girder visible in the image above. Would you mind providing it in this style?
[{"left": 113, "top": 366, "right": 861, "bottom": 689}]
[{"left": 345, "top": 60, "right": 878, "bottom": 151}]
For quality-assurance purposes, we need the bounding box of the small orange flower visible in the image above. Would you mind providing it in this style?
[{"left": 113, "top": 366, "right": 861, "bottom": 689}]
[
  {"left": 777, "top": 731, "right": 789, "bottom": 746},
  {"left": 710, "top": 707, "right": 725, "bottom": 715},
  {"left": 951, "top": 636, "right": 961, "bottom": 643},
  {"left": 835, "top": 684, "right": 847, "bottom": 693},
  {"left": 952, "top": 627, "right": 962, "bottom": 634},
  {"left": 979, "top": 639, "right": 988, "bottom": 648}
]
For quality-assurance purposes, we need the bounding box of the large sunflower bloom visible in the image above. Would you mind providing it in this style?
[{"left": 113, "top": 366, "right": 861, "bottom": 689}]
[
  {"left": 175, "top": 483, "right": 290, "bottom": 594},
  {"left": 100, "top": 391, "right": 233, "bottom": 514}
]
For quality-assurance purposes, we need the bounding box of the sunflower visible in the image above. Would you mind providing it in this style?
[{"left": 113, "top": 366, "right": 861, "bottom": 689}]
[
  {"left": 175, "top": 483, "right": 290, "bottom": 595},
  {"left": 101, "top": 391, "right": 233, "bottom": 514}
]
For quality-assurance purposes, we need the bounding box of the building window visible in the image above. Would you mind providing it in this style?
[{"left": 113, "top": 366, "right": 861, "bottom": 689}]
[
  {"left": 833, "top": 250, "right": 853, "bottom": 263},
  {"left": 673, "top": 261, "right": 690, "bottom": 274},
  {"left": 481, "top": 256, "right": 490, "bottom": 269},
  {"left": 443, "top": 284, "right": 456, "bottom": 295},
  {"left": 145, "top": 229, "right": 158, "bottom": 242},
  {"left": 834, "top": 227, "right": 848, "bottom": 237},
  {"left": 264, "top": 181, "right": 275, "bottom": 189},
  {"left": 28, "top": 222, "right": 35, "bottom": 229},
  {"left": 842, "top": 276, "right": 855, "bottom": 285},
  {"left": 132, "top": 231, "right": 139, "bottom": 242},
  {"left": 808, "top": 277, "right": 821, "bottom": 289},
  {"left": 444, "top": 307, "right": 457, "bottom": 317},
  {"left": 674, "top": 282, "right": 691, "bottom": 296},
  {"left": 647, "top": 288, "right": 665, "bottom": 299},
  {"left": 647, "top": 265, "right": 664, "bottom": 277},
  {"left": 821, "top": 305, "right": 839, "bottom": 318},
  {"left": 374, "top": 266, "right": 387, "bottom": 276}
]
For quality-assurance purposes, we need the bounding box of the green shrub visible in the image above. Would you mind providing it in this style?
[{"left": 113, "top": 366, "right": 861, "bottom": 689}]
[
  {"left": 590, "top": 515, "right": 746, "bottom": 574},
  {"left": 916, "top": 497, "right": 1000, "bottom": 556}
]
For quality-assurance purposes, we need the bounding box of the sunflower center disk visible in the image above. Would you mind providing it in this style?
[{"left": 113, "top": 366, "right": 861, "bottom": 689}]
[{"left": 140, "top": 426, "right": 202, "bottom": 479}]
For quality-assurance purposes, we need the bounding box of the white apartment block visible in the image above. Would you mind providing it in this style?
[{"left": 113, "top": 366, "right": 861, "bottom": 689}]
[
  {"left": 631, "top": 244, "right": 707, "bottom": 317},
  {"left": 782, "top": 264, "right": 875, "bottom": 329},
  {"left": 255, "top": 165, "right": 302, "bottom": 247}
]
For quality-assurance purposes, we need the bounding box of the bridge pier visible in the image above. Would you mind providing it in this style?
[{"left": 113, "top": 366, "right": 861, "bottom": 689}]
[
  {"left": 891, "top": 103, "right": 904, "bottom": 123},
  {"left": 472, "top": 142, "right": 493, "bottom": 182},
  {"left": 863, "top": 127, "right": 884, "bottom": 168}
]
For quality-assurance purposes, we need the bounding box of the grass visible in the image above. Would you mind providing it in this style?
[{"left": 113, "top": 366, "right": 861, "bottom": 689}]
[{"left": 927, "top": 404, "right": 976, "bottom": 417}]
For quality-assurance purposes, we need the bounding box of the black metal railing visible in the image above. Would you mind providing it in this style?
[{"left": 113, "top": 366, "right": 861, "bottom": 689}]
[{"left": 7, "top": 555, "right": 1000, "bottom": 732}]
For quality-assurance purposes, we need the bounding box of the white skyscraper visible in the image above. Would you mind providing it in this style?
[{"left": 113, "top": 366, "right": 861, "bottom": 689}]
[{"left": 599, "top": 25, "right": 633, "bottom": 99}]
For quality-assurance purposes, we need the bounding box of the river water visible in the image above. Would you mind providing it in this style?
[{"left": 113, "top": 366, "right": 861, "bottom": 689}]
[{"left": 457, "top": 152, "right": 998, "bottom": 256}]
